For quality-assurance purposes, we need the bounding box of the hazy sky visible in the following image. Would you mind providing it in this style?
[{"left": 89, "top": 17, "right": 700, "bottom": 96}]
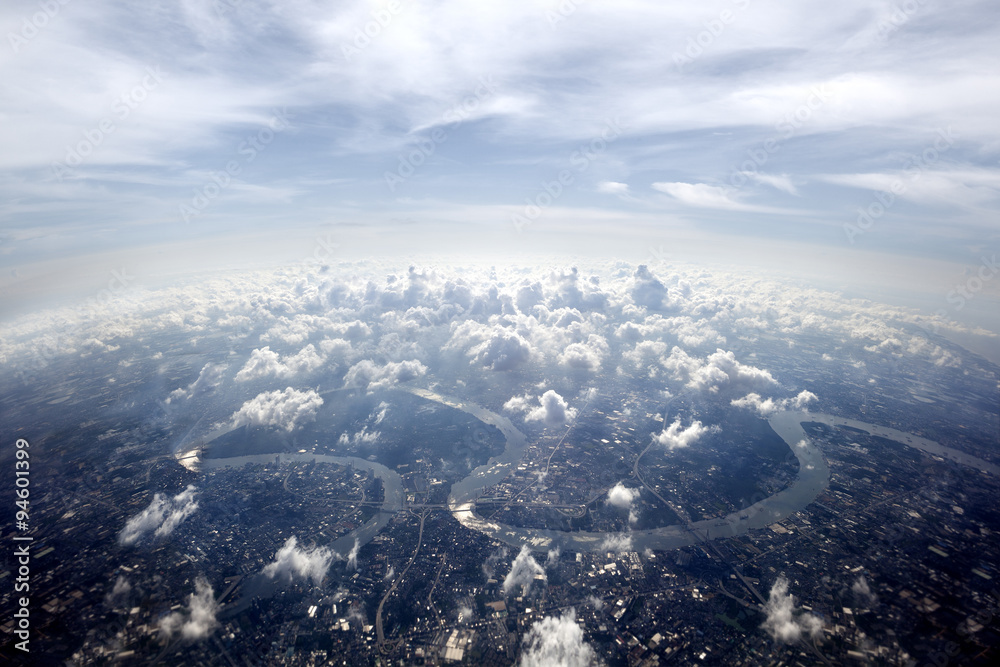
[{"left": 1, "top": 0, "right": 999, "bottom": 322}]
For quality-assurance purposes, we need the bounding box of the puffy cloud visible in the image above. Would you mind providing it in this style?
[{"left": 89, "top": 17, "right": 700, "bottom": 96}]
[
  {"left": 471, "top": 328, "right": 534, "bottom": 371},
  {"left": 119, "top": 485, "right": 199, "bottom": 545},
  {"left": 630, "top": 265, "right": 671, "bottom": 310},
  {"left": 790, "top": 390, "right": 818, "bottom": 409},
  {"left": 105, "top": 575, "right": 132, "bottom": 607},
  {"left": 260, "top": 314, "right": 330, "bottom": 345},
  {"left": 654, "top": 418, "right": 716, "bottom": 451},
  {"left": 731, "top": 390, "right": 818, "bottom": 416},
  {"left": 158, "top": 578, "right": 219, "bottom": 642},
  {"left": 558, "top": 335, "right": 609, "bottom": 371},
  {"left": 262, "top": 536, "right": 335, "bottom": 586},
  {"left": 597, "top": 181, "right": 630, "bottom": 195},
  {"left": 343, "top": 359, "right": 427, "bottom": 391},
  {"left": 346, "top": 539, "right": 360, "bottom": 571},
  {"left": 230, "top": 387, "right": 324, "bottom": 431},
  {"left": 606, "top": 483, "right": 640, "bottom": 524},
  {"left": 503, "top": 546, "right": 546, "bottom": 596},
  {"left": 167, "top": 363, "right": 227, "bottom": 403},
  {"left": 761, "top": 576, "right": 824, "bottom": 644},
  {"left": 505, "top": 390, "right": 578, "bottom": 427},
  {"left": 519, "top": 609, "right": 600, "bottom": 667},
  {"left": 664, "top": 347, "right": 777, "bottom": 393},
  {"left": 546, "top": 547, "right": 561, "bottom": 568},
  {"left": 852, "top": 575, "right": 878, "bottom": 606},
  {"left": 329, "top": 320, "right": 373, "bottom": 340},
  {"left": 337, "top": 428, "right": 380, "bottom": 447},
  {"left": 482, "top": 547, "right": 509, "bottom": 581},
  {"left": 600, "top": 532, "right": 633, "bottom": 554},
  {"left": 235, "top": 344, "right": 326, "bottom": 381}
]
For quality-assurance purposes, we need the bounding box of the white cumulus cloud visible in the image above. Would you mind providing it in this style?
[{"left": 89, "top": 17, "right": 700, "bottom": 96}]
[
  {"left": 343, "top": 359, "right": 427, "bottom": 391},
  {"left": 262, "top": 536, "right": 335, "bottom": 586},
  {"left": 505, "top": 389, "right": 578, "bottom": 427},
  {"left": 503, "top": 546, "right": 546, "bottom": 596},
  {"left": 119, "top": 485, "right": 199, "bottom": 545},
  {"left": 519, "top": 609, "right": 601, "bottom": 667},
  {"left": 654, "top": 418, "right": 717, "bottom": 451},
  {"left": 761, "top": 575, "right": 824, "bottom": 644},
  {"left": 230, "top": 387, "right": 324, "bottom": 432},
  {"left": 731, "top": 389, "right": 818, "bottom": 416},
  {"left": 167, "top": 363, "right": 227, "bottom": 403},
  {"left": 600, "top": 532, "right": 633, "bottom": 554},
  {"left": 235, "top": 344, "right": 326, "bottom": 382},
  {"left": 158, "top": 577, "right": 219, "bottom": 642}
]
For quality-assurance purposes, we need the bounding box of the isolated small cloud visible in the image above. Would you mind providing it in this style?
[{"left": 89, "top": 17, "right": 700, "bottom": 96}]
[
  {"left": 654, "top": 418, "right": 716, "bottom": 451},
  {"left": 506, "top": 390, "right": 578, "bottom": 427},
  {"left": 519, "top": 609, "right": 600, "bottom": 667},
  {"left": 530, "top": 390, "right": 576, "bottom": 426},
  {"left": 503, "top": 546, "right": 546, "bottom": 596},
  {"left": 168, "top": 363, "right": 227, "bottom": 403},
  {"left": 601, "top": 532, "right": 632, "bottom": 554},
  {"left": 653, "top": 181, "right": 743, "bottom": 209},
  {"left": 119, "top": 485, "right": 199, "bottom": 545},
  {"left": 158, "top": 577, "right": 219, "bottom": 642},
  {"left": 743, "top": 172, "right": 798, "bottom": 195},
  {"left": 230, "top": 387, "right": 324, "bottom": 431},
  {"left": 852, "top": 575, "right": 877, "bottom": 606},
  {"left": 762, "top": 575, "right": 824, "bottom": 643},
  {"left": 347, "top": 539, "right": 360, "bottom": 571},
  {"left": 262, "top": 536, "right": 335, "bottom": 586},
  {"left": 653, "top": 181, "right": 787, "bottom": 213},
  {"left": 597, "top": 181, "right": 630, "bottom": 195},
  {"left": 606, "top": 483, "right": 641, "bottom": 524},
  {"left": 105, "top": 575, "right": 132, "bottom": 607},
  {"left": 546, "top": 547, "right": 561, "bottom": 568},
  {"left": 731, "top": 389, "right": 818, "bottom": 416}
]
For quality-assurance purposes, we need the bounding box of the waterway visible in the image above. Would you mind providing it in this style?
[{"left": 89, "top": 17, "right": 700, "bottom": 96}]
[{"left": 191, "top": 388, "right": 997, "bottom": 558}]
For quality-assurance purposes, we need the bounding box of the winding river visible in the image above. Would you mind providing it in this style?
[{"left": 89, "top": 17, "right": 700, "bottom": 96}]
[{"left": 190, "top": 387, "right": 998, "bottom": 557}]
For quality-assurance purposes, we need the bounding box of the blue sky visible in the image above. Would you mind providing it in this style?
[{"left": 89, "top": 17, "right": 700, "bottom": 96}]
[{"left": 1, "top": 0, "right": 999, "bottom": 325}]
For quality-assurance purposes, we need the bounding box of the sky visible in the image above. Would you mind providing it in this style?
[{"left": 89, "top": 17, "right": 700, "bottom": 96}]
[{"left": 1, "top": 0, "right": 999, "bottom": 332}]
